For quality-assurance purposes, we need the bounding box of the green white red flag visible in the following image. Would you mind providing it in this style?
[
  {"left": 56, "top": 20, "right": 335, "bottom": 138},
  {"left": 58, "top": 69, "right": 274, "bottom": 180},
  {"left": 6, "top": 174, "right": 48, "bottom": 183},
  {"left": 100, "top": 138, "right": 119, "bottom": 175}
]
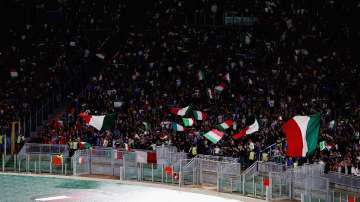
[
  {"left": 170, "top": 106, "right": 190, "bottom": 116},
  {"left": 182, "top": 118, "right": 195, "bottom": 127},
  {"left": 233, "top": 119, "right": 259, "bottom": 139},
  {"left": 80, "top": 112, "right": 116, "bottom": 131},
  {"left": 217, "top": 119, "right": 233, "bottom": 130},
  {"left": 282, "top": 114, "right": 320, "bottom": 157},
  {"left": 203, "top": 129, "right": 224, "bottom": 144},
  {"left": 172, "top": 122, "right": 185, "bottom": 131},
  {"left": 214, "top": 83, "right": 225, "bottom": 93},
  {"left": 10, "top": 68, "right": 18, "bottom": 78},
  {"left": 193, "top": 111, "right": 207, "bottom": 121}
]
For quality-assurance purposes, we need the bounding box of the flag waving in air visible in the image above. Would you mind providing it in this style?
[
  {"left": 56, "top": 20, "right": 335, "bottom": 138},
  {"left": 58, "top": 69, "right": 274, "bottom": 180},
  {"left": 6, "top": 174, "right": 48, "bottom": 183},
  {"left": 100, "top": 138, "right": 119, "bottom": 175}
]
[
  {"left": 172, "top": 122, "right": 185, "bottom": 131},
  {"left": 193, "top": 110, "right": 207, "bottom": 121},
  {"left": 170, "top": 106, "right": 190, "bottom": 116},
  {"left": 217, "top": 119, "right": 233, "bottom": 130},
  {"left": 80, "top": 112, "right": 116, "bottom": 131},
  {"left": 182, "top": 118, "right": 195, "bottom": 127},
  {"left": 233, "top": 119, "right": 259, "bottom": 139},
  {"left": 282, "top": 113, "right": 320, "bottom": 157},
  {"left": 10, "top": 68, "right": 19, "bottom": 78},
  {"left": 203, "top": 129, "right": 224, "bottom": 144},
  {"left": 214, "top": 83, "right": 225, "bottom": 93}
]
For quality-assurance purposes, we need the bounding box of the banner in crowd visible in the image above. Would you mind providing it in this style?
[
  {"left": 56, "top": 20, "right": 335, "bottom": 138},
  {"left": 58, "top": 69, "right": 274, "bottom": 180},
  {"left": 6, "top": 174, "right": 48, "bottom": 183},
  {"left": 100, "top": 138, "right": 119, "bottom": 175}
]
[
  {"left": 283, "top": 114, "right": 320, "bottom": 157},
  {"left": 135, "top": 151, "right": 157, "bottom": 164}
]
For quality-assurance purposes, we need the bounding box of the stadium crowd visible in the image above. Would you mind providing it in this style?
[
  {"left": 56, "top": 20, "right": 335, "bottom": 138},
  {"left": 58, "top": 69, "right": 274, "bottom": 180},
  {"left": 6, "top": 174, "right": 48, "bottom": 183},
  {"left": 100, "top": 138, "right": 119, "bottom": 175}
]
[
  {"left": 0, "top": 0, "right": 125, "bottom": 137},
  {"left": 1, "top": 0, "right": 359, "bottom": 175}
]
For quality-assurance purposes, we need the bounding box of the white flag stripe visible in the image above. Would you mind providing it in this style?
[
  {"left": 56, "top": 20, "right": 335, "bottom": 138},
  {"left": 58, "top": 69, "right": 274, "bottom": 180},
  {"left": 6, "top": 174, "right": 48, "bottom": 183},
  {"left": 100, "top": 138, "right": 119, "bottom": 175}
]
[
  {"left": 246, "top": 119, "right": 259, "bottom": 134},
  {"left": 136, "top": 151, "right": 148, "bottom": 163},
  {"left": 89, "top": 115, "right": 105, "bottom": 130},
  {"left": 293, "top": 116, "right": 310, "bottom": 156},
  {"left": 178, "top": 106, "right": 189, "bottom": 116}
]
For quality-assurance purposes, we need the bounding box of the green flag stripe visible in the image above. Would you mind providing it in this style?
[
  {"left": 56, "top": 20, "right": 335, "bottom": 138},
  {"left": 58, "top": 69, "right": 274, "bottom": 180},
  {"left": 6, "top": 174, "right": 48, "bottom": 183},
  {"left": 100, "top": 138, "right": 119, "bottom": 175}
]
[
  {"left": 204, "top": 134, "right": 219, "bottom": 144},
  {"left": 101, "top": 113, "right": 116, "bottom": 130},
  {"left": 306, "top": 113, "right": 320, "bottom": 156},
  {"left": 319, "top": 141, "right": 326, "bottom": 151}
]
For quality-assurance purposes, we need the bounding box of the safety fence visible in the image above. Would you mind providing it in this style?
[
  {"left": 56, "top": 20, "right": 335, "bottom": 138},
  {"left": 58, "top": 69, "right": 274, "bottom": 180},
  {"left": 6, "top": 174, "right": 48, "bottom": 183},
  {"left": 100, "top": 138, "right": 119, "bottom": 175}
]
[
  {"left": 195, "top": 154, "right": 240, "bottom": 163},
  {"left": 2, "top": 147, "right": 360, "bottom": 202},
  {"left": 182, "top": 157, "right": 242, "bottom": 189},
  {"left": 3, "top": 151, "right": 358, "bottom": 202},
  {"left": 291, "top": 171, "right": 329, "bottom": 201},
  {"left": 269, "top": 171, "right": 291, "bottom": 200},
  {"left": 217, "top": 161, "right": 339, "bottom": 201},
  {"left": 257, "top": 161, "right": 286, "bottom": 173},
  {"left": 72, "top": 147, "right": 187, "bottom": 176},
  {"left": 156, "top": 147, "right": 187, "bottom": 165},
  {"left": 302, "top": 191, "right": 360, "bottom": 202},
  {"left": 238, "top": 161, "right": 288, "bottom": 200},
  {"left": 71, "top": 149, "right": 242, "bottom": 190},
  {"left": 324, "top": 171, "right": 360, "bottom": 190},
  {"left": 18, "top": 143, "right": 69, "bottom": 157},
  {"left": 1, "top": 153, "right": 72, "bottom": 175}
]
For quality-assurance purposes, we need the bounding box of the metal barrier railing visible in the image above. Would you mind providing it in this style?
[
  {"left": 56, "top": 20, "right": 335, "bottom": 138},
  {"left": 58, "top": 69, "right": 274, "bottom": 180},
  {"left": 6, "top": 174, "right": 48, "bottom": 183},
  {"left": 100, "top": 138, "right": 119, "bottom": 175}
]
[
  {"left": 324, "top": 171, "right": 360, "bottom": 190},
  {"left": 1, "top": 153, "right": 72, "bottom": 175},
  {"left": 18, "top": 143, "right": 69, "bottom": 157},
  {"left": 257, "top": 161, "right": 286, "bottom": 173},
  {"left": 155, "top": 146, "right": 187, "bottom": 165},
  {"left": 196, "top": 154, "right": 240, "bottom": 163},
  {"left": 71, "top": 149, "right": 242, "bottom": 191},
  {"left": 269, "top": 171, "right": 291, "bottom": 200},
  {"left": 2, "top": 149, "right": 359, "bottom": 202},
  {"left": 302, "top": 191, "right": 360, "bottom": 202}
]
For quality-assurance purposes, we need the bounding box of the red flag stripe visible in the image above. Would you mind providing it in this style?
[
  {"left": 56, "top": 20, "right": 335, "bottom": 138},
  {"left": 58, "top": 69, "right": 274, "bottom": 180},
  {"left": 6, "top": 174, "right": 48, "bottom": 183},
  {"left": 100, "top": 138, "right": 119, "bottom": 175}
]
[
  {"left": 232, "top": 127, "right": 248, "bottom": 139},
  {"left": 282, "top": 119, "right": 304, "bottom": 157}
]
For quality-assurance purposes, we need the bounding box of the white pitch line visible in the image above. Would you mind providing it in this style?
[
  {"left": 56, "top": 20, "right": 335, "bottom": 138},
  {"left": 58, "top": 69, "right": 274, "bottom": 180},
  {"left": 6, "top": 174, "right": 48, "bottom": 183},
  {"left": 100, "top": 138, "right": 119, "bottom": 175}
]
[{"left": 35, "top": 195, "right": 70, "bottom": 201}]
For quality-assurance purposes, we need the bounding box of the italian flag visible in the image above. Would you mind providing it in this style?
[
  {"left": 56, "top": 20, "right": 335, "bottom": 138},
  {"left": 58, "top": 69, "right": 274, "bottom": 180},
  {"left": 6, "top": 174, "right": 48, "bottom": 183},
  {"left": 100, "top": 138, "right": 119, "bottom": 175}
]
[
  {"left": 224, "top": 73, "right": 230, "bottom": 83},
  {"left": 182, "top": 118, "right": 194, "bottom": 127},
  {"left": 80, "top": 113, "right": 116, "bottom": 131},
  {"left": 233, "top": 119, "right": 259, "bottom": 139},
  {"left": 198, "top": 70, "right": 205, "bottom": 81},
  {"left": 217, "top": 119, "right": 233, "bottom": 130},
  {"left": 172, "top": 122, "right": 185, "bottom": 131},
  {"left": 207, "top": 88, "right": 214, "bottom": 99},
  {"left": 135, "top": 151, "right": 157, "bottom": 164},
  {"left": 79, "top": 142, "right": 92, "bottom": 149},
  {"left": 214, "top": 83, "right": 225, "bottom": 93},
  {"left": 10, "top": 68, "right": 19, "bottom": 78},
  {"left": 193, "top": 111, "right": 207, "bottom": 121},
  {"left": 282, "top": 114, "right": 320, "bottom": 157},
  {"left": 170, "top": 106, "right": 190, "bottom": 116},
  {"left": 203, "top": 129, "right": 224, "bottom": 144}
]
